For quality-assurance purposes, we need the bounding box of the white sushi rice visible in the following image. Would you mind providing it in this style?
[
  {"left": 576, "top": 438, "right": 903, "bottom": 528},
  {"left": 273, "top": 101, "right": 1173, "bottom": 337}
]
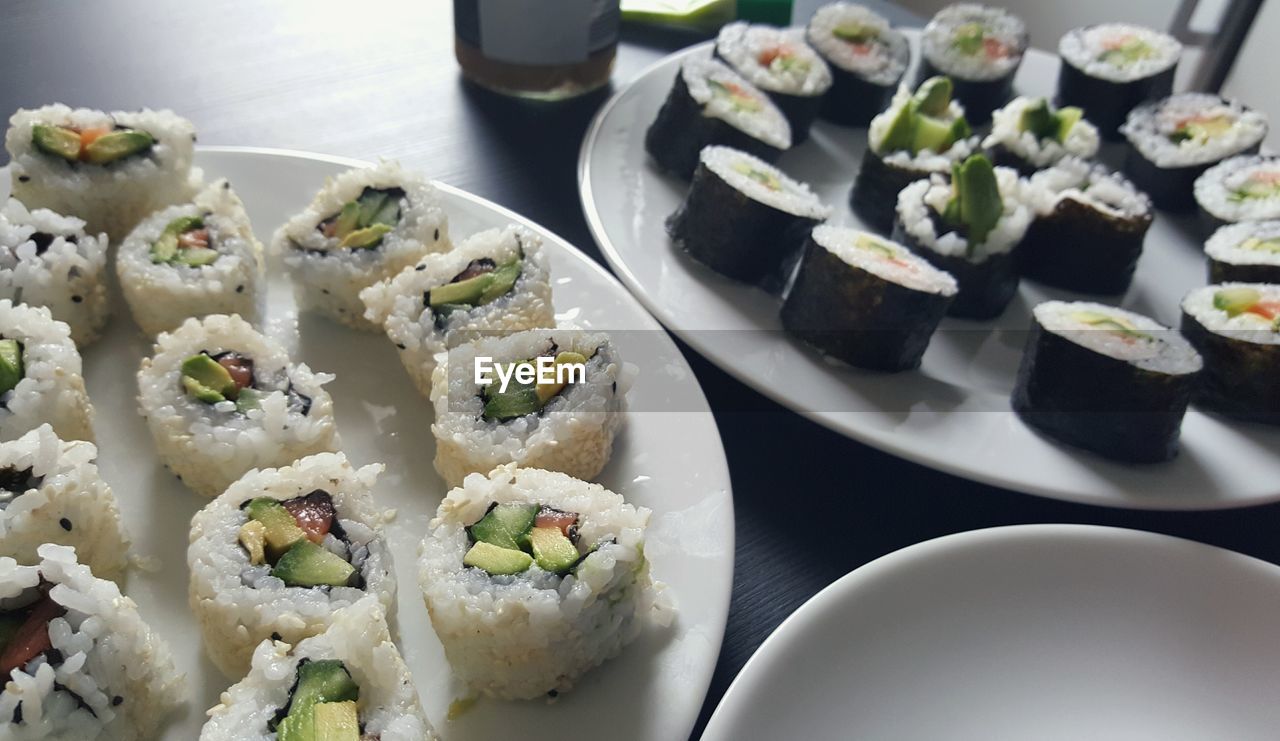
[
  {"left": 1195, "top": 155, "right": 1280, "bottom": 223},
  {"left": 274, "top": 161, "right": 450, "bottom": 332},
  {"left": 897, "top": 166, "right": 1032, "bottom": 258},
  {"left": 4, "top": 104, "right": 201, "bottom": 242},
  {"left": 431, "top": 328, "right": 631, "bottom": 488},
  {"left": 807, "top": 3, "right": 909, "bottom": 84},
  {"left": 984, "top": 96, "right": 1100, "bottom": 168},
  {"left": 870, "top": 84, "right": 978, "bottom": 168},
  {"left": 361, "top": 224, "right": 555, "bottom": 398},
  {"left": 701, "top": 145, "right": 832, "bottom": 218},
  {"left": 682, "top": 58, "right": 792, "bottom": 150},
  {"left": 200, "top": 594, "right": 434, "bottom": 740},
  {"left": 188, "top": 452, "right": 398, "bottom": 678},
  {"left": 812, "top": 224, "right": 957, "bottom": 295},
  {"left": 418, "top": 464, "right": 672, "bottom": 700},
  {"left": 0, "top": 543, "right": 184, "bottom": 740},
  {"left": 1121, "top": 93, "right": 1269, "bottom": 168},
  {"left": 118, "top": 179, "right": 265, "bottom": 337},
  {"left": 0, "top": 424, "right": 130, "bottom": 579},
  {"left": 1025, "top": 156, "right": 1151, "bottom": 220},
  {"left": 1206, "top": 221, "right": 1280, "bottom": 269},
  {"left": 1183, "top": 283, "right": 1280, "bottom": 344},
  {"left": 1059, "top": 23, "right": 1181, "bottom": 82},
  {"left": 0, "top": 300, "right": 94, "bottom": 443},
  {"left": 136, "top": 314, "right": 338, "bottom": 498},
  {"left": 715, "top": 22, "right": 833, "bottom": 96},
  {"left": 1034, "top": 300, "right": 1201, "bottom": 366},
  {"left": 921, "top": 3, "right": 1027, "bottom": 80}
]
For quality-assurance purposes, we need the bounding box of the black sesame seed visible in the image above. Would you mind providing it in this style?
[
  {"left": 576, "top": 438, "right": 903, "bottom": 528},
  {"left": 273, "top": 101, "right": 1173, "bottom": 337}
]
[
  {"left": 236, "top": 285, "right": 244, "bottom": 293},
  {"left": 433, "top": 229, "right": 440, "bottom": 241},
  {"left": 17, "top": 175, "right": 30, "bottom": 183},
  {"left": 415, "top": 264, "right": 426, "bottom": 271},
  {"left": 396, "top": 343, "right": 406, "bottom": 350},
  {"left": 71, "top": 295, "right": 82, "bottom": 303},
  {"left": 112, "top": 696, "right": 123, "bottom": 706},
  {"left": 270, "top": 632, "right": 282, "bottom": 641},
  {"left": 321, "top": 289, "right": 330, "bottom": 295},
  {"left": 59, "top": 517, "right": 72, "bottom": 531}
]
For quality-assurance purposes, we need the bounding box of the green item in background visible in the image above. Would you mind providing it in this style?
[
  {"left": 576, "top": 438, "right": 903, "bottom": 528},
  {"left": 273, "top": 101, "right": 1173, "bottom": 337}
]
[
  {"left": 736, "top": 0, "right": 792, "bottom": 24},
  {"left": 621, "top": 0, "right": 737, "bottom": 30}
]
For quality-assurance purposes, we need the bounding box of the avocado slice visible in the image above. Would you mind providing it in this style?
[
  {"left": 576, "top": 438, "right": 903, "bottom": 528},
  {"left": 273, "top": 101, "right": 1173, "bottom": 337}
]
[
  {"left": 31, "top": 125, "right": 81, "bottom": 162},
  {"left": 912, "top": 114, "right": 956, "bottom": 154},
  {"left": 1214, "top": 286, "right": 1261, "bottom": 317},
  {"left": 0, "top": 340, "right": 23, "bottom": 397},
  {"left": 1055, "top": 107, "right": 1083, "bottom": 141},
  {"left": 951, "top": 22, "right": 985, "bottom": 55},
  {"left": 1018, "top": 98, "right": 1057, "bottom": 139},
  {"left": 463, "top": 540, "right": 534, "bottom": 575},
  {"left": 338, "top": 224, "right": 392, "bottom": 250},
  {"left": 1072, "top": 311, "right": 1152, "bottom": 340},
  {"left": 238, "top": 520, "right": 268, "bottom": 566},
  {"left": 941, "top": 155, "right": 1003, "bottom": 249},
  {"left": 369, "top": 197, "right": 401, "bottom": 228},
  {"left": 429, "top": 272, "right": 494, "bottom": 308},
  {"left": 467, "top": 503, "right": 538, "bottom": 550},
  {"left": 528, "top": 526, "right": 580, "bottom": 574},
  {"left": 180, "top": 353, "right": 237, "bottom": 404},
  {"left": 150, "top": 215, "right": 206, "bottom": 264},
  {"left": 246, "top": 498, "right": 307, "bottom": 558},
  {"left": 477, "top": 258, "right": 522, "bottom": 304},
  {"left": 330, "top": 202, "right": 361, "bottom": 240},
  {"left": 178, "top": 247, "right": 219, "bottom": 267},
  {"left": 1242, "top": 237, "right": 1280, "bottom": 253},
  {"left": 356, "top": 189, "right": 390, "bottom": 227},
  {"left": 482, "top": 382, "right": 542, "bottom": 422},
  {"left": 81, "top": 130, "right": 153, "bottom": 165},
  {"left": 276, "top": 660, "right": 360, "bottom": 741},
  {"left": 913, "top": 76, "right": 954, "bottom": 118},
  {"left": 878, "top": 95, "right": 918, "bottom": 153},
  {"left": 535, "top": 351, "right": 587, "bottom": 403},
  {"left": 832, "top": 22, "right": 876, "bottom": 44},
  {"left": 313, "top": 701, "right": 360, "bottom": 741},
  {"left": 272, "top": 539, "right": 356, "bottom": 588}
]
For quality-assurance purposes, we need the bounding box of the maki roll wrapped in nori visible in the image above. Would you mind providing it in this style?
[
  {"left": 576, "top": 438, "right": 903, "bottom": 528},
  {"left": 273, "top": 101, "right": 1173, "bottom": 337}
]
[
  {"left": 1021, "top": 157, "right": 1153, "bottom": 295},
  {"left": 1180, "top": 283, "right": 1280, "bottom": 425},
  {"left": 893, "top": 154, "right": 1031, "bottom": 319},
  {"left": 0, "top": 199, "right": 110, "bottom": 347},
  {"left": 1120, "top": 94, "right": 1268, "bottom": 212},
  {"left": 781, "top": 225, "right": 956, "bottom": 371},
  {"left": 714, "top": 22, "right": 833, "bottom": 143},
  {"left": 645, "top": 57, "right": 792, "bottom": 180},
  {"left": 361, "top": 224, "right": 555, "bottom": 398},
  {"left": 1013, "top": 301, "right": 1202, "bottom": 463},
  {"left": 983, "top": 96, "right": 1099, "bottom": 175},
  {"left": 1194, "top": 155, "right": 1280, "bottom": 237},
  {"left": 851, "top": 76, "right": 977, "bottom": 234},
  {"left": 188, "top": 452, "right": 397, "bottom": 678},
  {"left": 917, "top": 4, "right": 1027, "bottom": 125},
  {"left": 1205, "top": 221, "right": 1280, "bottom": 284},
  {"left": 1057, "top": 24, "right": 1181, "bottom": 139},
  {"left": 417, "top": 464, "right": 672, "bottom": 700},
  {"left": 806, "top": 3, "right": 910, "bottom": 127},
  {"left": 667, "top": 146, "right": 831, "bottom": 287},
  {"left": 117, "top": 178, "right": 266, "bottom": 337},
  {"left": 0, "top": 544, "right": 185, "bottom": 739},
  {"left": 0, "top": 300, "right": 94, "bottom": 443}
]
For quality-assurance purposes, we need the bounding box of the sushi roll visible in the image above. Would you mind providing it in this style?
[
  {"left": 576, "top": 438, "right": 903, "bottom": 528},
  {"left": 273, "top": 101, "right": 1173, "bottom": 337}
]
[
  {"left": 1180, "top": 283, "right": 1280, "bottom": 425},
  {"left": 983, "top": 96, "right": 1099, "bottom": 175},
  {"left": 1013, "top": 301, "right": 1202, "bottom": 463},
  {"left": 713, "top": 22, "right": 833, "bottom": 143},
  {"left": 806, "top": 3, "right": 911, "bottom": 127},
  {"left": 851, "top": 76, "right": 977, "bottom": 234},
  {"left": 200, "top": 595, "right": 434, "bottom": 741},
  {"left": 1057, "top": 24, "right": 1181, "bottom": 139},
  {"left": 0, "top": 424, "right": 130, "bottom": 580},
  {"left": 117, "top": 178, "right": 266, "bottom": 337},
  {"left": 137, "top": 314, "right": 338, "bottom": 498},
  {"left": 644, "top": 57, "right": 792, "bottom": 180},
  {"left": 1194, "top": 155, "right": 1280, "bottom": 237},
  {"left": 0, "top": 543, "right": 184, "bottom": 739},
  {"left": 274, "top": 162, "right": 450, "bottom": 332},
  {"left": 1021, "top": 157, "right": 1153, "bottom": 295},
  {"left": 780, "top": 225, "right": 957, "bottom": 371},
  {"left": 893, "top": 154, "right": 1031, "bottom": 319},
  {"left": 667, "top": 145, "right": 831, "bottom": 287},
  {"left": 0, "top": 300, "right": 94, "bottom": 443},
  {"left": 188, "top": 452, "right": 397, "bottom": 678},
  {"left": 4, "top": 104, "right": 200, "bottom": 242},
  {"left": 0, "top": 199, "right": 110, "bottom": 347},
  {"left": 1120, "top": 93, "right": 1269, "bottom": 212},
  {"left": 417, "top": 464, "right": 672, "bottom": 700},
  {"left": 360, "top": 224, "right": 555, "bottom": 398},
  {"left": 1205, "top": 221, "right": 1280, "bottom": 284},
  {"left": 431, "top": 328, "right": 629, "bottom": 488},
  {"left": 917, "top": 4, "right": 1028, "bottom": 125}
]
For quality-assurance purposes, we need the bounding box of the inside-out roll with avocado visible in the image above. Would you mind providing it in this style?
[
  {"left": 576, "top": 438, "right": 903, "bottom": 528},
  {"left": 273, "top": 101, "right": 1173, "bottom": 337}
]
[
  {"left": 0, "top": 198, "right": 110, "bottom": 346},
  {"left": 781, "top": 226, "right": 956, "bottom": 371},
  {"left": 361, "top": 224, "right": 555, "bottom": 398},
  {"left": 137, "top": 314, "right": 338, "bottom": 498},
  {"left": 713, "top": 22, "right": 833, "bottom": 143},
  {"left": 851, "top": 76, "right": 976, "bottom": 234},
  {"left": 893, "top": 154, "right": 1031, "bottom": 319},
  {"left": 1194, "top": 155, "right": 1280, "bottom": 237},
  {"left": 667, "top": 145, "right": 831, "bottom": 288},
  {"left": 1180, "top": 284, "right": 1280, "bottom": 425},
  {"left": 0, "top": 300, "right": 94, "bottom": 443},
  {"left": 4, "top": 104, "right": 200, "bottom": 242},
  {"left": 0, "top": 424, "right": 130, "bottom": 580},
  {"left": 1013, "top": 301, "right": 1202, "bottom": 463},
  {"left": 1057, "top": 24, "right": 1181, "bottom": 139},
  {"left": 917, "top": 4, "right": 1027, "bottom": 124},
  {"left": 1021, "top": 157, "right": 1153, "bottom": 295},
  {"left": 118, "top": 178, "right": 265, "bottom": 337},
  {"left": 418, "top": 464, "right": 672, "bottom": 700},
  {"left": 1205, "top": 221, "right": 1280, "bottom": 284},
  {"left": 274, "top": 162, "right": 450, "bottom": 331},
  {"left": 0, "top": 544, "right": 184, "bottom": 739},
  {"left": 188, "top": 452, "right": 397, "bottom": 678},
  {"left": 645, "top": 57, "right": 792, "bottom": 180},
  {"left": 431, "top": 328, "right": 629, "bottom": 488},
  {"left": 1120, "top": 93, "right": 1269, "bottom": 211},
  {"left": 806, "top": 3, "right": 910, "bottom": 127},
  {"left": 200, "top": 594, "right": 434, "bottom": 741},
  {"left": 983, "top": 96, "right": 1098, "bottom": 174}
]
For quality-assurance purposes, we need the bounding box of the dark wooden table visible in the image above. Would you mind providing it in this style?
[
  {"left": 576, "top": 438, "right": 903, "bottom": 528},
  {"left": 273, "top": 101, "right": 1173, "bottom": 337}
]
[{"left": 4, "top": 1, "right": 1278, "bottom": 738}]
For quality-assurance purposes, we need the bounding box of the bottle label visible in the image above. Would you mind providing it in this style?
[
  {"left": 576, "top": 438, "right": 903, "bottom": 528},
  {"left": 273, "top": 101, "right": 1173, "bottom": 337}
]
[{"left": 455, "top": 0, "right": 619, "bottom": 66}]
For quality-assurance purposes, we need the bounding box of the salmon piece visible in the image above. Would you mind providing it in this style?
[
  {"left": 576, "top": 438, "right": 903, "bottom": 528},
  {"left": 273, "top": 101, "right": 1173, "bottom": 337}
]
[
  {"left": 284, "top": 490, "right": 337, "bottom": 544},
  {"left": 0, "top": 596, "right": 65, "bottom": 676}
]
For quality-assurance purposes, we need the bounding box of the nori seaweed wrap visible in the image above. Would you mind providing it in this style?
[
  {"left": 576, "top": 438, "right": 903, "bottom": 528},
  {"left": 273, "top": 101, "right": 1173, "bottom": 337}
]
[
  {"left": 714, "top": 22, "right": 833, "bottom": 144},
  {"left": 1057, "top": 23, "right": 1181, "bottom": 140},
  {"left": 806, "top": 3, "right": 910, "bottom": 127},
  {"left": 1205, "top": 221, "right": 1280, "bottom": 284},
  {"left": 917, "top": 4, "right": 1027, "bottom": 125},
  {"left": 1180, "top": 284, "right": 1280, "bottom": 425}
]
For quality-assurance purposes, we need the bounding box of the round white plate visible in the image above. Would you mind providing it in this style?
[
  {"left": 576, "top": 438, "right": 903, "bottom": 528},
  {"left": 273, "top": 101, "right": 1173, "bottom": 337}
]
[
  {"left": 1, "top": 147, "right": 735, "bottom": 740},
  {"left": 703, "top": 524, "right": 1280, "bottom": 741},
  {"left": 578, "top": 36, "right": 1280, "bottom": 510}
]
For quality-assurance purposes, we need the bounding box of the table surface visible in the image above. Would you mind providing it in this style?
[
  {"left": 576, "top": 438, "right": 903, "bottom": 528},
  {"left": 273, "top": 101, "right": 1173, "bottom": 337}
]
[{"left": 4, "top": 1, "right": 1279, "bottom": 738}]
